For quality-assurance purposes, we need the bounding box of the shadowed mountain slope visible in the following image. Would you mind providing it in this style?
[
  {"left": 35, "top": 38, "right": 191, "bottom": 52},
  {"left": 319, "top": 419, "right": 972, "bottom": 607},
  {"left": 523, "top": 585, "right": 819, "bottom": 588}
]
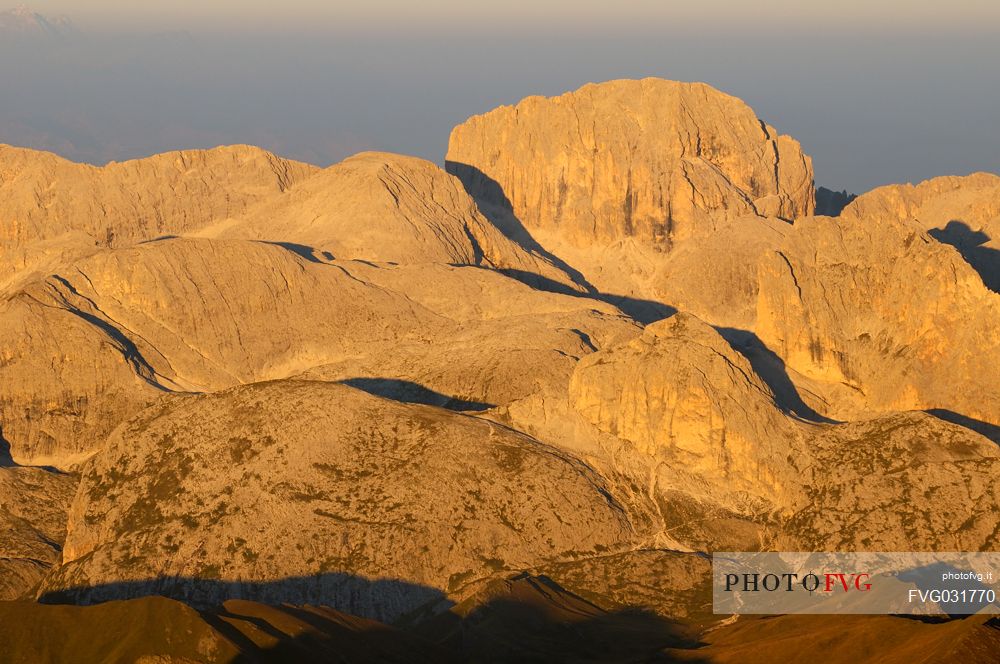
[{"left": 0, "top": 595, "right": 451, "bottom": 663}]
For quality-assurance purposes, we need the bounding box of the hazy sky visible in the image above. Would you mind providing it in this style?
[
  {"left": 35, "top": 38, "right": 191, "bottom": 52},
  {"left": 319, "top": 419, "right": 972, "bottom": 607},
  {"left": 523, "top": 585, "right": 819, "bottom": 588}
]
[
  {"left": 26, "top": 1, "right": 1000, "bottom": 30},
  {"left": 1, "top": 2, "right": 998, "bottom": 193}
]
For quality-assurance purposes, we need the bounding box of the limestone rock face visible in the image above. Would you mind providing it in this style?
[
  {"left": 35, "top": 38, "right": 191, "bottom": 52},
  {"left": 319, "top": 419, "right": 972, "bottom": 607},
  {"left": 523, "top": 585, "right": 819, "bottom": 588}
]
[
  {"left": 513, "top": 311, "right": 1000, "bottom": 553},
  {"left": 843, "top": 172, "right": 1000, "bottom": 230},
  {"left": 0, "top": 144, "right": 316, "bottom": 292},
  {"left": 213, "top": 151, "right": 576, "bottom": 288},
  {"left": 0, "top": 279, "right": 166, "bottom": 468},
  {"left": 843, "top": 173, "right": 1000, "bottom": 292},
  {"left": 0, "top": 238, "right": 437, "bottom": 466},
  {"left": 2, "top": 109, "right": 999, "bottom": 658},
  {"left": 0, "top": 237, "right": 634, "bottom": 467},
  {"left": 755, "top": 213, "right": 1000, "bottom": 428},
  {"left": 650, "top": 214, "right": 792, "bottom": 329},
  {"left": 44, "top": 380, "right": 635, "bottom": 621},
  {"left": 0, "top": 465, "right": 76, "bottom": 600},
  {"left": 568, "top": 313, "right": 806, "bottom": 513},
  {"left": 446, "top": 78, "right": 814, "bottom": 251},
  {"left": 445, "top": 78, "right": 813, "bottom": 316}
]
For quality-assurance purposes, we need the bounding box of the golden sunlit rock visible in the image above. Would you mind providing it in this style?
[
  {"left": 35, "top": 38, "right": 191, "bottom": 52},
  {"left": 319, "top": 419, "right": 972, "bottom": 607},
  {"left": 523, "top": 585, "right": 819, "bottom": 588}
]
[{"left": 2, "top": 75, "right": 999, "bottom": 661}]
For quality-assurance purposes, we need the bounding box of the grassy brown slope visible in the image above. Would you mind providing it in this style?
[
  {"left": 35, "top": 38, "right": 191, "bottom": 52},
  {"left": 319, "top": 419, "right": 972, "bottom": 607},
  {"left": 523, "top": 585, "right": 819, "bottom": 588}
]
[
  {"left": 0, "top": 597, "right": 449, "bottom": 664},
  {"left": 670, "top": 614, "right": 1000, "bottom": 664},
  {"left": 0, "top": 597, "right": 237, "bottom": 663}
]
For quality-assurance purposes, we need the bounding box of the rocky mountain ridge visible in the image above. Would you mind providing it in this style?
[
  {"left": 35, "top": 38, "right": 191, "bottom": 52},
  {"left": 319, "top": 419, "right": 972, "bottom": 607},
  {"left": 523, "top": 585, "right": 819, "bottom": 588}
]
[{"left": 1, "top": 77, "right": 998, "bottom": 661}]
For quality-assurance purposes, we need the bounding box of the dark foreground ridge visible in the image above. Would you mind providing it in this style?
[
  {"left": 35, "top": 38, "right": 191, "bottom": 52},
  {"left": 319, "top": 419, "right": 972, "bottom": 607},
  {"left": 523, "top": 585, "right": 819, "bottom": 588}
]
[
  {"left": 15, "top": 573, "right": 704, "bottom": 663},
  {"left": 6, "top": 572, "right": 998, "bottom": 663}
]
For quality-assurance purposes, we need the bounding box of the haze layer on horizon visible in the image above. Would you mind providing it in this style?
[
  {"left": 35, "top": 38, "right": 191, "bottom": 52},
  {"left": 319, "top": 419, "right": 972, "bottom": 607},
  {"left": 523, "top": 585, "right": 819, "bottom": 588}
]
[
  {"left": 28, "top": 0, "right": 1000, "bottom": 31},
  {"left": 1, "top": 1, "right": 998, "bottom": 194}
]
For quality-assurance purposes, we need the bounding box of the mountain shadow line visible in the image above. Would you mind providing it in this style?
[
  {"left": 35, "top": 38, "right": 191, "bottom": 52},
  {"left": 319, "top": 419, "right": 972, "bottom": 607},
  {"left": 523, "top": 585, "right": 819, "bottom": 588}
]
[
  {"left": 339, "top": 377, "right": 494, "bottom": 412},
  {"left": 716, "top": 327, "right": 837, "bottom": 423},
  {"left": 446, "top": 161, "right": 675, "bottom": 324},
  {"left": 926, "top": 409, "right": 1000, "bottom": 445},
  {"left": 38, "top": 574, "right": 452, "bottom": 625},
  {"left": 928, "top": 220, "right": 1000, "bottom": 293},
  {"left": 32, "top": 572, "right": 709, "bottom": 662}
]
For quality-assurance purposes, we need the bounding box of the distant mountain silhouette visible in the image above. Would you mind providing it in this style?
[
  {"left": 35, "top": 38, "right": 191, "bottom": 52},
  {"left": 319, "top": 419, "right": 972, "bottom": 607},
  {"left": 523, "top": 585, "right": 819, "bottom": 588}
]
[
  {"left": 928, "top": 220, "right": 1000, "bottom": 293},
  {"left": 815, "top": 186, "right": 857, "bottom": 216}
]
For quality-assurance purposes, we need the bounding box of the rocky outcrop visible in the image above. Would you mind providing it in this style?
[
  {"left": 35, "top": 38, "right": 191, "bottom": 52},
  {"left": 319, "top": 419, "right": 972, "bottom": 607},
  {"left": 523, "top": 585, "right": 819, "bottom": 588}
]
[
  {"left": 0, "top": 108, "right": 996, "bottom": 662},
  {"left": 0, "top": 465, "right": 76, "bottom": 600},
  {"left": 755, "top": 213, "right": 1000, "bottom": 428},
  {"left": 843, "top": 172, "right": 1000, "bottom": 230},
  {"left": 444, "top": 79, "right": 814, "bottom": 317},
  {"left": 0, "top": 238, "right": 435, "bottom": 466},
  {"left": 446, "top": 78, "right": 814, "bottom": 251},
  {"left": 649, "top": 214, "right": 792, "bottom": 329},
  {"left": 0, "top": 237, "right": 634, "bottom": 467},
  {"left": 843, "top": 173, "right": 1000, "bottom": 292},
  {"left": 213, "top": 151, "right": 576, "bottom": 289},
  {"left": 43, "top": 380, "right": 635, "bottom": 621},
  {"left": 506, "top": 311, "right": 1000, "bottom": 552},
  {"left": 568, "top": 313, "right": 806, "bottom": 513},
  {"left": 0, "top": 144, "right": 316, "bottom": 292}
]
